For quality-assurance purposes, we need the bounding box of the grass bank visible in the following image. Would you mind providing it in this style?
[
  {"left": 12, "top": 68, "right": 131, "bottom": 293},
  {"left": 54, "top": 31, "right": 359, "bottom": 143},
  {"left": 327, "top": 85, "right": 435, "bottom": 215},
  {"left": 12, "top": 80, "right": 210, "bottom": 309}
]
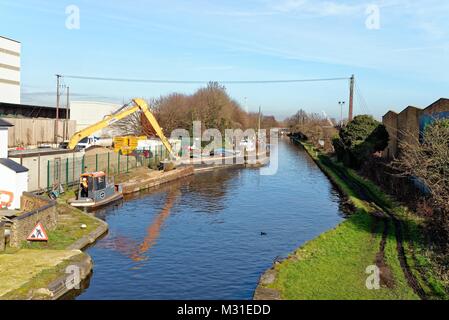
[
  {"left": 255, "top": 139, "right": 447, "bottom": 300},
  {"left": 0, "top": 196, "right": 106, "bottom": 299}
]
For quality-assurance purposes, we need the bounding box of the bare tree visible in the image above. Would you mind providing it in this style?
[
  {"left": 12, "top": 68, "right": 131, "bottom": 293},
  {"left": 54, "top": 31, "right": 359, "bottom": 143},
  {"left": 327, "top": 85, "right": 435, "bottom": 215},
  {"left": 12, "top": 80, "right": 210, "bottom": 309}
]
[
  {"left": 109, "top": 83, "right": 280, "bottom": 138},
  {"left": 394, "top": 119, "right": 449, "bottom": 214}
]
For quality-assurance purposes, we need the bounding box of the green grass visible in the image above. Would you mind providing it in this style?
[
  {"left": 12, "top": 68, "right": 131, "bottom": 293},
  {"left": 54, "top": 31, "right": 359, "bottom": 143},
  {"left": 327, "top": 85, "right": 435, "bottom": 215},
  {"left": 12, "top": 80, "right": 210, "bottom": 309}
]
[
  {"left": 265, "top": 139, "right": 448, "bottom": 300},
  {"left": 0, "top": 192, "right": 104, "bottom": 300},
  {"left": 1, "top": 251, "right": 86, "bottom": 300},
  {"left": 20, "top": 203, "right": 102, "bottom": 250},
  {"left": 270, "top": 212, "right": 418, "bottom": 300},
  {"left": 301, "top": 140, "right": 447, "bottom": 299}
]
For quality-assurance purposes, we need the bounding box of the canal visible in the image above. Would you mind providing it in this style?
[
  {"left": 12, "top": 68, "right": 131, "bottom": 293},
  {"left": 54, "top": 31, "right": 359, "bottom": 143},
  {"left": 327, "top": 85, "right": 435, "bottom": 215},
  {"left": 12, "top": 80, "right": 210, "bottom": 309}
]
[{"left": 77, "top": 138, "right": 345, "bottom": 300}]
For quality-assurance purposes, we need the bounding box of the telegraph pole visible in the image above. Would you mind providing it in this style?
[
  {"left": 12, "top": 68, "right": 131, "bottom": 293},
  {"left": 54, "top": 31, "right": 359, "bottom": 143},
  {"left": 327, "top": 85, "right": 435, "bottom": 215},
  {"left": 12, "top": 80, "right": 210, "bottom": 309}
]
[
  {"left": 348, "top": 74, "right": 355, "bottom": 122},
  {"left": 55, "top": 74, "right": 62, "bottom": 144}
]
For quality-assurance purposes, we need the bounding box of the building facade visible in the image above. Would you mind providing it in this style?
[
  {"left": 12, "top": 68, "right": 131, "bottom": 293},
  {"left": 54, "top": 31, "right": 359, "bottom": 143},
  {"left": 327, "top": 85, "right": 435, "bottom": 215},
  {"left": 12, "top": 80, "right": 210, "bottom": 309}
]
[
  {"left": 70, "top": 101, "right": 121, "bottom": 136},
  {"left": 383, "top": 98, "right": 449, "bottom": 159},
  {"left": 0, "top": 36, "right": 21, "bottom": 104}
]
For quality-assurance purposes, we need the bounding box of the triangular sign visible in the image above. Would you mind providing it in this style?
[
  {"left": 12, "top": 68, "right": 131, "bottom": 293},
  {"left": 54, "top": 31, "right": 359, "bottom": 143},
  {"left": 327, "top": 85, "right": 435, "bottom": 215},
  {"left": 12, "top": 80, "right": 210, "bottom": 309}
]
[{"left": 27, "top": 222, "right": 48, "bottom": 242}]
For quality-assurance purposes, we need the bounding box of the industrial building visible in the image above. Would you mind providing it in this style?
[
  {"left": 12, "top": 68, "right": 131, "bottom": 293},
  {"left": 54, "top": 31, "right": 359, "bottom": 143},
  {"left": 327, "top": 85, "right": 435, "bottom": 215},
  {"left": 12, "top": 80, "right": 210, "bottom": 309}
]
[
  {"left": 383, "top": 98, "right": 449, "bottom": 159},
  {"left": 0, "top": 36, "right": 21, "bottom": 104},
  {"left": 70, "top": 101, "right": 121, "bottom": 136}
]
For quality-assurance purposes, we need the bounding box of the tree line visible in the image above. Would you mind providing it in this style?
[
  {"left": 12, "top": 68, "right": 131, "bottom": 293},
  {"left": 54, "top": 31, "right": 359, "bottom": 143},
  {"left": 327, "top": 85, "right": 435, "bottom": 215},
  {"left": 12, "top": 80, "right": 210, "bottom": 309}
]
[{"left": 113, "top": 82, "right": 279, "bottom": 137}]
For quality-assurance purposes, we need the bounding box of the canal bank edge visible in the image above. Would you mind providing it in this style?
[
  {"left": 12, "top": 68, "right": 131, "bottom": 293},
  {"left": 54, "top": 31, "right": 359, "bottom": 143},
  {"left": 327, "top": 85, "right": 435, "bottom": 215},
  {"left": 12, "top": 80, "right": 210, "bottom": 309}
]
[
  {"left": 121, "top": 166, "right": 195, "bottom": 194},
  {"left": 254, "top": 138, "right": 446, "bottom": 300},
  {"left": 0, "top": 203, "right": 108, "bottom": 300}
]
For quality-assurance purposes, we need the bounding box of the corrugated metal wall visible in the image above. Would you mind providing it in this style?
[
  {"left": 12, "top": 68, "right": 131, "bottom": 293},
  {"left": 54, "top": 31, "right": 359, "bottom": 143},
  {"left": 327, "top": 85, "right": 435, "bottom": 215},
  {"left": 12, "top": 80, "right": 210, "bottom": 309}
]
[{"left": 4, "top": 118, "right": 76, "bottom": 147}]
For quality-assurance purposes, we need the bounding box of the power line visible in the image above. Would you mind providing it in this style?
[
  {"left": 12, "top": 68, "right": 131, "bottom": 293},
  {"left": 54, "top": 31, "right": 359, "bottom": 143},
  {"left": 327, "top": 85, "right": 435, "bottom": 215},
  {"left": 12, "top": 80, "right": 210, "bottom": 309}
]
[
  {"left": 354, "top": 82, "right": 371, "bottom": 115},
  {"left": 62, "top": 75, "right": 350, "bottom": 84}
]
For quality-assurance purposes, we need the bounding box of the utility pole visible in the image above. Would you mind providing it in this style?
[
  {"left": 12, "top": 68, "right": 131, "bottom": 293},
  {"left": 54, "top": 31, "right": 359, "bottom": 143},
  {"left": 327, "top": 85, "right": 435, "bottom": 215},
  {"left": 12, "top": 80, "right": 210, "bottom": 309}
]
[
  {"left": 258, "top": 106, "right": 262, "bottom": 132},
  {"left": 65, "top": 86, "right": 70, "bottom": 141},
  {"left": 348, "top": 74, "right": 355, "bottom": 122},
  {"left": 55, "top": 74, "right": 62, "bottom": 145}
]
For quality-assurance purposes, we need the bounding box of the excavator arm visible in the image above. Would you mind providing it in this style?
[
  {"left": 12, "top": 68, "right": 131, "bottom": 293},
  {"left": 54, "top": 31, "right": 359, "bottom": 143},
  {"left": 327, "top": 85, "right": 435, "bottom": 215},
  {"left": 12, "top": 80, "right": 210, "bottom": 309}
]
[{"left": 68, "top": 98, "right": 175, "bottom": 158}]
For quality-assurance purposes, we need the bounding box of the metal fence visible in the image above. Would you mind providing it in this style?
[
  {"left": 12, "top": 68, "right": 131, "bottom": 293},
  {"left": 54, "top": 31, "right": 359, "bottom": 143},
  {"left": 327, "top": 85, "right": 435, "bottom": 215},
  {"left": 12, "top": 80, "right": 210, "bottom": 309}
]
[{"left": 46, "top": 146, "right": 169, "bottom": 191}]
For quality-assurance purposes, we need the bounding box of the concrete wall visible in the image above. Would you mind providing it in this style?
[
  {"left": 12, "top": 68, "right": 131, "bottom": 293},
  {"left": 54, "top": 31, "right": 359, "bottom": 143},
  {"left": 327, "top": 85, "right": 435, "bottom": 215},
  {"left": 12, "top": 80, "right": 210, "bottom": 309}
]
[
  {"left": 4, "top": 118, "right": 76, "bottom": 147},
  {"left": 9, "top": 193, "right": 57, "bottom": 247},
  {"left": 0, "top": 36, "right": 20, "bottom": 104}
]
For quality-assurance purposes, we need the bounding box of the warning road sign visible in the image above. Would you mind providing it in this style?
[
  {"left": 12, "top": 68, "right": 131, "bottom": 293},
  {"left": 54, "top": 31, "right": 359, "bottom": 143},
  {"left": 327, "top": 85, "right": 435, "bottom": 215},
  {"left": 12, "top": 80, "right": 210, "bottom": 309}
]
[{"left": 27, "top": 222, "right": 48, "bottom": 242}]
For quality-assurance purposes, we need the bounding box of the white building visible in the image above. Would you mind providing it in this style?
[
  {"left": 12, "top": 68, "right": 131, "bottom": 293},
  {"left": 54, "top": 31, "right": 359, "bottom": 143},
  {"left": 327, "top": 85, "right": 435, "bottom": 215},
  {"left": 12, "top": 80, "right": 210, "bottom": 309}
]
[
  {"left": 0, "top": 119, "right": 28, "bottom": 210},
  {"left": 70, "top": 101, "right": 121, "bottom": 136},
  {"left": 0, "top": 36, "right": 21, "bottom": 104}
]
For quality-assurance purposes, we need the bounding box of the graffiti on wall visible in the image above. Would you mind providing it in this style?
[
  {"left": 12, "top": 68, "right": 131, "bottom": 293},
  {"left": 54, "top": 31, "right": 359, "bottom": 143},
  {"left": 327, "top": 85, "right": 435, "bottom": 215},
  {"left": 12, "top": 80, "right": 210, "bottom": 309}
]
[
  {"left": 419, "top": 111, "right": 449, "bottom": 142},
  {"left": 0, "top": 190, "right": 14, "bottom": 208}
]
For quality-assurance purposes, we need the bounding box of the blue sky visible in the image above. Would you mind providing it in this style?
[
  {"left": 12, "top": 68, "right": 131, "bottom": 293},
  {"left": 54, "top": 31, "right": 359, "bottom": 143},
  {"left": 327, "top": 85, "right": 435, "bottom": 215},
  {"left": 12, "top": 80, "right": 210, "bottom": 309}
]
[{"left": 1, "top": 0, "right": 448, "bottom": 120}]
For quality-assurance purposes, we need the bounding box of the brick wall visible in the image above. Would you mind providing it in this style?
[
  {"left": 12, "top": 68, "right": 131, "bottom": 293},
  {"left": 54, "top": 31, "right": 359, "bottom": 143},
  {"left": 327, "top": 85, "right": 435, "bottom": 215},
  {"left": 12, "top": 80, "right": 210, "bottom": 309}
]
[
  {"left": 0, "top": 222, "right": 5, "bottom": 252},
  {"left": 397, "top": 106, "right": 422, "bottom": 154},
  {"left": 382, "top": 98, "right": 449, "bottom": 160},
  {"left": 9, "top": 193, "right": 57, "bottom": 248},
  {"left": 382, "top": 111, "right": 398, "bottom": 159},
  {"left": 423, "top": 98, "right": 449, "bottom": 115}
]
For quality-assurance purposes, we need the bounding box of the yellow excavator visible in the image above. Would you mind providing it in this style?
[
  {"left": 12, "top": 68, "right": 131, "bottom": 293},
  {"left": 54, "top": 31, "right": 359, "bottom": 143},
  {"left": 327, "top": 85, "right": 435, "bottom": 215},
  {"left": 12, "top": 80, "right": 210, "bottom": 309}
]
[{"left": 68, "top": 98, "right": 176, "bottom": 160}]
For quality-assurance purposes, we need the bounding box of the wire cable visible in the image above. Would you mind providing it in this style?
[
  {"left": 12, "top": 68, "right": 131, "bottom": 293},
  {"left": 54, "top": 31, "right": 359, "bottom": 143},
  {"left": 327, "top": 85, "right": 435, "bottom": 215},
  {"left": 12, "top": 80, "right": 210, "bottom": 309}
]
[{"left": 61, "top": 75, "right": 350, "bottom": 84}]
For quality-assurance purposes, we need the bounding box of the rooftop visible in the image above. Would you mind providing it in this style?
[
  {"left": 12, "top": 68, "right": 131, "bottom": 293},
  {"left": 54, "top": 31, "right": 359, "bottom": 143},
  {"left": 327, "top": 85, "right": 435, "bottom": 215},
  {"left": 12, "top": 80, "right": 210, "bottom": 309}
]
[
  {"left": 0, "top": 35, "right": 21, "bottom": 44},
  {"left": 8, "top": 148, "right": 75, "bottom": 158},
  {"left": 0, "top": 158, "right": 29, "bottom": 173},
  {"left": 0, "top": 119, "right": 13, "bottom": 127},
  {"left": 424, "top": 98, "right": 449, "bottom": 111}
]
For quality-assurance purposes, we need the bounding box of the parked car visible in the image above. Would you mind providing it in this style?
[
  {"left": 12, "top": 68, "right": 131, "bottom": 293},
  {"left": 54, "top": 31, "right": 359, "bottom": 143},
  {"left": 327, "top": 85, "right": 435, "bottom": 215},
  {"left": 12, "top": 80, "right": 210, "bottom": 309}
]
[{"left": 76, "top": 136, "right": 100, "bottom": 150}]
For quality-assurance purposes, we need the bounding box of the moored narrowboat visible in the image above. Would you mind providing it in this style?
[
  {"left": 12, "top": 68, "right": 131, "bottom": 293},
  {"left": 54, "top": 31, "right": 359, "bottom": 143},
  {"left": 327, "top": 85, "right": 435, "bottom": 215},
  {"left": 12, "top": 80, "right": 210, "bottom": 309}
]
[{"left": 68, "top": 171, "right": 123, "bottom": 210}]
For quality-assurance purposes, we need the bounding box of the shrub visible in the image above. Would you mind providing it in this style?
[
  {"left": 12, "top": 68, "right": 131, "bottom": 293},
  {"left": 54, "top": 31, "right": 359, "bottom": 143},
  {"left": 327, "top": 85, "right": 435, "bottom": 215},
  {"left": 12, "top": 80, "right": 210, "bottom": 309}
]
[{"left": 333, "top": 115, "right": 389, "bottom": 168}]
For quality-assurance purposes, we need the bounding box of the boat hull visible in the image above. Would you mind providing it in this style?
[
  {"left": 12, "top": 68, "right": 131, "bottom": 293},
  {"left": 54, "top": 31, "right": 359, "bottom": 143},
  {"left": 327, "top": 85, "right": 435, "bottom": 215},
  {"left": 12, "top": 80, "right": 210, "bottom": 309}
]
[{"left": 68, "top": 192, "right": 124, "bottom": 211}]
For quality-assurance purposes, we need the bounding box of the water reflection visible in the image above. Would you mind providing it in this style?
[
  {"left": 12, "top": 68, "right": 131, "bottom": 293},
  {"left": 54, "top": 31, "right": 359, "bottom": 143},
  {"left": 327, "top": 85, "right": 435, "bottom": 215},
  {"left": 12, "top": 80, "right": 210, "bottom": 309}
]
[
  {"left": 77, "top": 139, "right": 346, "bottom": 300},
  {"left": 95, "top": 186, "right": 181, "bottom": 264}
]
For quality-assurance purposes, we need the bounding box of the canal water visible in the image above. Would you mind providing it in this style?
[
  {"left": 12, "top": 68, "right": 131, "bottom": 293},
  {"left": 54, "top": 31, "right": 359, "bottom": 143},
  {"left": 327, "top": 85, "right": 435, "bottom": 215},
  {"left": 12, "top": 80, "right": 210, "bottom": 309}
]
[{"left": 77, "top": 138, "right": 345, "bottom": 300}]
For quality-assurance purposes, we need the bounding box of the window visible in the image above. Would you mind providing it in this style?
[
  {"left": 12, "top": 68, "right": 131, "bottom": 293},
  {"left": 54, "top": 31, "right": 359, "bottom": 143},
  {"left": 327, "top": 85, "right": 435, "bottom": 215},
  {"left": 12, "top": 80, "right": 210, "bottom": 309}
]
[{"left": 95, "top": 176, "right": 106, "bottom": 190}]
